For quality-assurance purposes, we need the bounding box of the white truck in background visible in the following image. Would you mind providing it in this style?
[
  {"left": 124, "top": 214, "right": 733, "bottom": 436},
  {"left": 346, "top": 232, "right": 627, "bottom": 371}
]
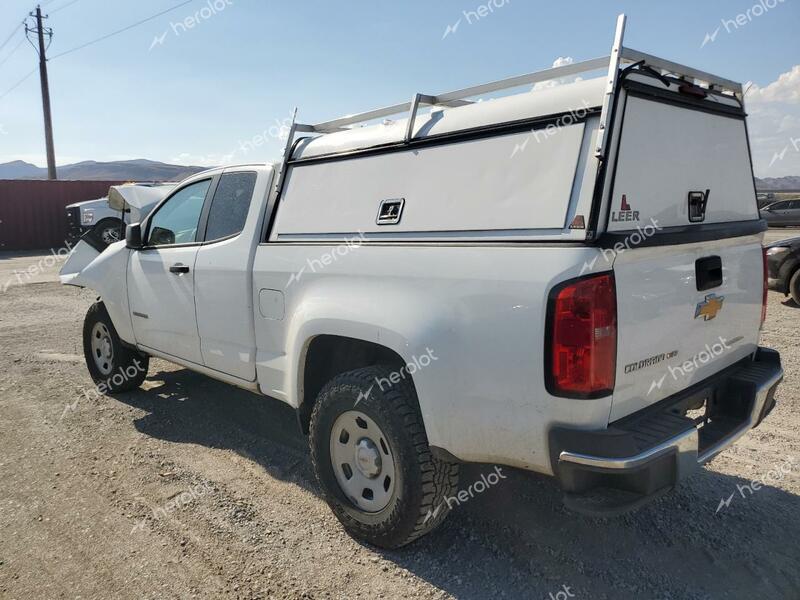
[
  {"left": 60, "top": 16, "right": 782, "bottom": 549},
  {"left": 65, "top": 182, "right": 175, "bottom": 247}
]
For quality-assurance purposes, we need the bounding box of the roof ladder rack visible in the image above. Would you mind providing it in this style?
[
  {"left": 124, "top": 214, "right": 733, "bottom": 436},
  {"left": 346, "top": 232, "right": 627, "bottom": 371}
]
[
  {"left": 294, "top": 54, "right": 612, "bottom": 137},
  {"left": 272, "top": 14, "right": 744, "bottom": 196},
  {"left": 594, "top": 13, "right": 627, "bottom": 159}
]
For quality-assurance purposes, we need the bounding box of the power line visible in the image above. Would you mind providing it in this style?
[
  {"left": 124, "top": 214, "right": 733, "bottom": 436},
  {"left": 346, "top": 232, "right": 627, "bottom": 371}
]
[
  {"left": 49, "top": 0, "right": 194, "bottom": 61},
  {"left": 0, "top": 1, "right": 77, "bottom": 75},
  {"left": 0, "top": 0, "right": 196, "bottom": 103},
  {"left": 1, "top": 0, "right": 61, "bottom": 52},
  {"left": 0, "top": 67, "right": 37, "bottom": 101},
  {"left": 0, "top": 21, "right": 24, "bottom": 54},
  {"left": 0, "top": 0, "right": 59, "bottom": 59},
  {"left": 0, "top": 36, "right": 26, "bottom": 69}
]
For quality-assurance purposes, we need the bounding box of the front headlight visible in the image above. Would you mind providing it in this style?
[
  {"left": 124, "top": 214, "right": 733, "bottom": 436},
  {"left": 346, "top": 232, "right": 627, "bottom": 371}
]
[
  {"left": 81, "top": 209, "right": 95, "bottom": 225},
  {"left": 766, "top": 246, "right": 790, "bottom": 257}
]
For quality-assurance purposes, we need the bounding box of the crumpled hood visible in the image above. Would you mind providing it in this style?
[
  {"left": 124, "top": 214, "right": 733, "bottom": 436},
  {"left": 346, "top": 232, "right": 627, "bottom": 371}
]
[
  {"left": 107, "top": 183, "right": 176, "bottom": 222},
  {"left": 59, "top": 238, "right": 128, "bottom": 288}
]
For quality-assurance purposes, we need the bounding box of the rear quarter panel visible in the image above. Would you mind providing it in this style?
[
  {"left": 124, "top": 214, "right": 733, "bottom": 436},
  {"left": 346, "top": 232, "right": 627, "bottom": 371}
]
[{"left": 252, "top": 244, "right": 614, "bottom": 474}]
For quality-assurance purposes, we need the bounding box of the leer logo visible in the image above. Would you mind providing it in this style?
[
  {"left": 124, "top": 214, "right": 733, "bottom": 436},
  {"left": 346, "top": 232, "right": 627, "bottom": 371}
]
[
  {"left": 695, "top": 293, "right": 725, "bottom": 321},
  {"left": 611, "top": 194, "right": 640, "bottom": 223}
]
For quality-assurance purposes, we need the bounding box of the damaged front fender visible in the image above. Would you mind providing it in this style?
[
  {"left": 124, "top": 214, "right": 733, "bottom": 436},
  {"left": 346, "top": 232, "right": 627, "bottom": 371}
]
[{"left": 60, "top": 239, "right": 136, "bottom": 346}]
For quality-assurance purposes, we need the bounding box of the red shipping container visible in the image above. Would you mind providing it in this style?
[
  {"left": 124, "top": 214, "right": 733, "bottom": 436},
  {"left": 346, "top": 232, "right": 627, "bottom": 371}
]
[{"left": 0, "top": 180, "right": 123, "bottom": 251}]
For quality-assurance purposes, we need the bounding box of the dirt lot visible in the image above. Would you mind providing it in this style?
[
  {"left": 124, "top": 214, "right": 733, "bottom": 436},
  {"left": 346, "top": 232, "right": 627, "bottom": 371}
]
[{"left": 1, "top": 234, "right": 799, "bottom": 600}]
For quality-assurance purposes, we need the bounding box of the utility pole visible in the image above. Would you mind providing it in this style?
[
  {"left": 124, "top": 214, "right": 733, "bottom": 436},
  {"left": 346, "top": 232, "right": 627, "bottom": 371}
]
[{"left": 26, "top": 5, "right": 57, "bottom": 180}]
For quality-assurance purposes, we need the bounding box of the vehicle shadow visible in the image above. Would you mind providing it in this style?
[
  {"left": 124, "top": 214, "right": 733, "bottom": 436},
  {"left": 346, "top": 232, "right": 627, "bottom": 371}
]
[
  {"left": 780, "top": 298, "right": 799, "bottom": 308},
  {"left": 114, "top": 366, "right": 314, "bottom": 490},
  {"left": 113, "top": 366, "right": 800, "bottom": 600}
]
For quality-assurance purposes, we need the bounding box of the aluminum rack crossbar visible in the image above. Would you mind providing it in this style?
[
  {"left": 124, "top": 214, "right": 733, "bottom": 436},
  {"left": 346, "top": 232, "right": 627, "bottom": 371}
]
[
  {"left": 619, "top": 46, "right": 743, "bottom": 95},
  {"left": 273, "top": 14, "right": 744, "bottom": 196},
  {"left": 303, "top": 55, "right": 611, "bottom": 134}
]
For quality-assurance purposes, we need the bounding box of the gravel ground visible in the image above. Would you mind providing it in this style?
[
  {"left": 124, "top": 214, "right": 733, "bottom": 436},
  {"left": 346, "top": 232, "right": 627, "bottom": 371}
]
[{"left": 0, "top": 234, "right": 799, "bottom": 600}]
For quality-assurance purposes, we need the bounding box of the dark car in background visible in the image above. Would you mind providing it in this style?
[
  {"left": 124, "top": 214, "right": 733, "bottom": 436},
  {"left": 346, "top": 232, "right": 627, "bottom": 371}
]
[
  {"left": 757, "top": 192, "right": 776, "bottom": 208},
  {"left": 766, "top": 236, "right": 800, "bottom": 303},
  {"left": 762, "top": 199, "right": 800, "bottom": 226}
]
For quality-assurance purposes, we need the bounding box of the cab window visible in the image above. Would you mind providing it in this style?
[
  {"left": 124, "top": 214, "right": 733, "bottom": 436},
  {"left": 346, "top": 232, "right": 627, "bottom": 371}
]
[{"left": 203, "top": 172, "right": 257, "bottom": 242}]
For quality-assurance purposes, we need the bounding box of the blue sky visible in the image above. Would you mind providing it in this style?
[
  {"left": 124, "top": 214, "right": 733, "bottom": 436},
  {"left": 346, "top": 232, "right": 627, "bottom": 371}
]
[{"left": 0, "top": 0, "right": 798, "bottom": 176}]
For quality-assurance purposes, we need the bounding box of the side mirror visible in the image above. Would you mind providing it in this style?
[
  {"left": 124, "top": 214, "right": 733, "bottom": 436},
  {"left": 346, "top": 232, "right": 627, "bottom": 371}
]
[
  {"left": 126, "top": 223, "right": 143, "bottom": 249},
  {"left": 150, "top": 226, "right": 175, "bottom": 246}
]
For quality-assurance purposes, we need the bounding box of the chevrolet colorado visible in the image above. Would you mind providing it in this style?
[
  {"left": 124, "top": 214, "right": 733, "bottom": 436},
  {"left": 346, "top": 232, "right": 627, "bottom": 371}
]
[{"left": 60, "top": 15, "right": 782, "bottom": 548}]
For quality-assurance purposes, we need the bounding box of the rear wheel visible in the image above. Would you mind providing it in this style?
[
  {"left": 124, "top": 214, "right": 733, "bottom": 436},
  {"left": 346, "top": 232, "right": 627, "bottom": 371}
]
[
  {"left": 83, "top": 302, "right": 149, "bottom": 392},
  {"left": 789, "top": 269, "right": 800, "bottom": 305},
  {"left": 309, "top": 365, "right": 459, "bottom": 548}
]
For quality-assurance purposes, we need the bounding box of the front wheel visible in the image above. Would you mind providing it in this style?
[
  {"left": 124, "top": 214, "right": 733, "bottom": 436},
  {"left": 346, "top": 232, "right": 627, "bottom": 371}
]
[
  {"left": 789, "top": 269, "right": 800, "bottom": 305},
  {"left": 93, "top": 218, "right": 124, "bottom": 247},
  {"left": 82, "top": 302, "right": 149, "bottom": 392},
  {"left": 309, "top": 365, "right": 459, "bottom": 549}
]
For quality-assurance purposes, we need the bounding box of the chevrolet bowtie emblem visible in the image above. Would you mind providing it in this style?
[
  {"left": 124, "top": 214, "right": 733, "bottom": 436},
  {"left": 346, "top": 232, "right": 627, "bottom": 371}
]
[{"left": 695, "top": 293, "right": 725, "bottom": 321}]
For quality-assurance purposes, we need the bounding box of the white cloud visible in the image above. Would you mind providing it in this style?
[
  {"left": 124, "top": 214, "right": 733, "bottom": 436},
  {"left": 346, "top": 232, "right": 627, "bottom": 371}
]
[
  {"left": 777, "top": 114, "right": 800, "bottom": 133},
  {"left": 552, "top": 56, "right": 574, "bottom": 69},
  {"left": 532, "top": 56, "right": 584, "bottom": 91},
  {"left": 746, "top": 65, "right": 800, "bottom": 177},
  {"left": 748, "top": 65, "right": 800, "bottom": 103}
]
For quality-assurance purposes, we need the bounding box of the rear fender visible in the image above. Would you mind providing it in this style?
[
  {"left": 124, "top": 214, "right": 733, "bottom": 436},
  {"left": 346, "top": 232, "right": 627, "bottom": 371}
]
[{"left": 270, "top": 282, "right": 451, "bottom": 444}]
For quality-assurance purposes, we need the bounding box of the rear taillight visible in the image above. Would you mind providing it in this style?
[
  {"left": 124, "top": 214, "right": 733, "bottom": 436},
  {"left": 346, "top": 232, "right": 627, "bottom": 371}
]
[
  {"left": 761, "top": 248, "right": 768, "bottom": 329},
  {"left": 546, "top": 273, "right": 617, "bottom": 398}
]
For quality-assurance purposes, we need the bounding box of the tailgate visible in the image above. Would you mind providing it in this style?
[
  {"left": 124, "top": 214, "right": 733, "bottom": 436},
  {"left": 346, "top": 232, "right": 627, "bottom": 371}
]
[{"left": 610, "top": 237, "right": 763, "bottom": 421}]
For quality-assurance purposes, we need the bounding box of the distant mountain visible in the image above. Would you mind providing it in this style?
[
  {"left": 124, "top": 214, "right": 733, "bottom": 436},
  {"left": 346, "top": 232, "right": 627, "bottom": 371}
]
[
  {"left": 0, "top": 159, "right": 208, "bottom": 182},
  {"left": 0, "top": 160, "right": 43, "bottom": 179},
  {"left": 755, "top": 175, "right": 800, "bottom": 191}
]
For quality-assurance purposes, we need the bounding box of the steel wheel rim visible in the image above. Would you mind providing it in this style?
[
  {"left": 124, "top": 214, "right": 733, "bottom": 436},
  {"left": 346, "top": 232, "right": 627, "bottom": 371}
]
[
  {"left": 330, "top": 410, "right": 396, "bottom": 512},
  {"left": 101, "top": 226, "right": 121, "bottom": 244},
  {"left": 90, "top": 322, "right": 114, "bottom": 376}
]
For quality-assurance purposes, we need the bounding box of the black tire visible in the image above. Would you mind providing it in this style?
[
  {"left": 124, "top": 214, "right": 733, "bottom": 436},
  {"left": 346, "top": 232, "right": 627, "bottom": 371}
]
[
  {"left": 790, "top": 269, "right": 800, "bottom": 305},
  {"left": 83, "top": 302, "right": 149, "bottom": 392},
  {"left": 93, "top": 218, "right": 124, "bottom": 246},
  {"left": 309, "top": 365, "right": 459, "bottom": 549}
]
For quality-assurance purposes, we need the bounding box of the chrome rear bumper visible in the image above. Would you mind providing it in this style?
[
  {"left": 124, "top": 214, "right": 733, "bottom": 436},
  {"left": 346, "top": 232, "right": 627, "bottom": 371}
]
[{"left": 550, "top": 347, "right": 783, "bottom": 515}]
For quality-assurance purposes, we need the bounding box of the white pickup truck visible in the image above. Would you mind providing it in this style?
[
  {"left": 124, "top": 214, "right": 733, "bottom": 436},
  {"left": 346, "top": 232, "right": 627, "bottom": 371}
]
[
  {"left": 61, "top": 16, "right": 783, "bottom": 548},
  {"left": 65, "top": 183, "right": 176, "bottom": 247}
]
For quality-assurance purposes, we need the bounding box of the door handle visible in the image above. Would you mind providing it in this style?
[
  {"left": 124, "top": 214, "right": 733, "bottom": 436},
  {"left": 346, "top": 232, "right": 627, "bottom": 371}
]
[
  {"left": 169, "top": 263, "right": 190, "bottom": 274},
  {"left": 695, "top": 256, "right": 722, "bottom": 291}
]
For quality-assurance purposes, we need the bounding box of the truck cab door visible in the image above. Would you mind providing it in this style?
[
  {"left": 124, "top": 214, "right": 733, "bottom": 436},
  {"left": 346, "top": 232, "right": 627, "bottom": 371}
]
[
  {"left": 127, "top": 177, "right": 215, "bottom": 365},
  {"left": 193, "top": 168, "right": 267, "bottom": 381}
]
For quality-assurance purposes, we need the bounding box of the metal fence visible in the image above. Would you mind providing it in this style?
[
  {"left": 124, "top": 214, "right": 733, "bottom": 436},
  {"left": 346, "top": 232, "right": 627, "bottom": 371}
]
[{"left": 0, "top": 180, "right": 122, "bottom": 251}]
